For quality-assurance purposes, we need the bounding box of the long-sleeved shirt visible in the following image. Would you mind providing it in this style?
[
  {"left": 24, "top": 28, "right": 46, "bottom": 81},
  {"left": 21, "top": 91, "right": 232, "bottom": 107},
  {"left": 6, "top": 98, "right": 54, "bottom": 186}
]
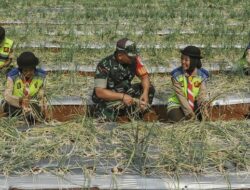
[
  {"left": 4, "top": 76, "right": 46, "bottom": 109},
  {"left": 171, "top": 68, "right": 208, "bottom": 116}
]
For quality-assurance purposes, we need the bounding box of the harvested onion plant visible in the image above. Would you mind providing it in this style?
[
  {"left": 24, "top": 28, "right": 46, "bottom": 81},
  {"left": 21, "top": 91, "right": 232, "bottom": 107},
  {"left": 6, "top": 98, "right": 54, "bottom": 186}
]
[{"left": 0, "top": 118, "right": 249, "bottom": 176}]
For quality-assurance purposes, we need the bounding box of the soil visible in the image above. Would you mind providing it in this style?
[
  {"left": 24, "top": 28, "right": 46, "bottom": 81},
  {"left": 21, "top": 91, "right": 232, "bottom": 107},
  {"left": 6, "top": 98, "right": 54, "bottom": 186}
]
[{"left": 50, "top": 103, "right": 250, "bottom": 122}]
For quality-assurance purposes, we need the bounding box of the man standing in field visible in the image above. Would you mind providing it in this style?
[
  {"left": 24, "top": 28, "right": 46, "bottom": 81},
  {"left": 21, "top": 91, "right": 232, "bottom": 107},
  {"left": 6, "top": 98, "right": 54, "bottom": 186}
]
[
  {"left": 92, "top": 38, "right": 156, "bottom": 121},
  {"left": 0, "top": 26, "right": 14, "bottom": 73}
]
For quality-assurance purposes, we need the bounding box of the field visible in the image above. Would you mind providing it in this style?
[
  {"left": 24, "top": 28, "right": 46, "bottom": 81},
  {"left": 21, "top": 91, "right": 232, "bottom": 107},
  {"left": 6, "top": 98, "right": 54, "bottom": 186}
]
[
  {"left": 0, "top": 0, "right": 249, "bottom": 188},
  {"left": 1, "top": 0, "right": 250, "bottom": 66}
]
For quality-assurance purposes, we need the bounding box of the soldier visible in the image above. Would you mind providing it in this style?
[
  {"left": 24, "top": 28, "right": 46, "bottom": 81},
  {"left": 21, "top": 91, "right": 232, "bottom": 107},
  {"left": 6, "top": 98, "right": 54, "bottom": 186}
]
[
  {"left": 167, "top": 46, "right": 209, "bottom": 122},
  {"left": 92, "top": 38, "right": 156, "bottom": 121},
  {"left": 0, "top": 26, "right": 14, "bottom": 73},
  {"left": 1, "top": 52, "right": 48, "bottom": 124}
]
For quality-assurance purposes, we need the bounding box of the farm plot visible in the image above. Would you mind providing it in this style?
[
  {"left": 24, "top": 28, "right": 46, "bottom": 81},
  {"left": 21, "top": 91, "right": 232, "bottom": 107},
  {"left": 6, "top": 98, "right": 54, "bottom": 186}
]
[
  {"left": 1, "top": 0, "right": 250, "bottom": 67},
  {"left": 0, "top": 0, "right": 249, "bottom": 185}
]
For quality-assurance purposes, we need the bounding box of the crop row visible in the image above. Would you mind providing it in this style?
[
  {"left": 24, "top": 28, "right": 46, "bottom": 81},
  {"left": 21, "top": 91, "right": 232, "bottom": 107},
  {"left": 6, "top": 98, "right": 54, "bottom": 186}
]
[{"left": 8, "top": 47, "right": 245, "bottom": 68}]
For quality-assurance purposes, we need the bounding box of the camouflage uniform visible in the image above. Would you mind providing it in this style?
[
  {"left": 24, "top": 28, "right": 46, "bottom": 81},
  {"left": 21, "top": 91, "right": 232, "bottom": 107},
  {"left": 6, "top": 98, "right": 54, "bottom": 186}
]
[{"left": 92, "top": 54, "right": 155, "bottom": 121}]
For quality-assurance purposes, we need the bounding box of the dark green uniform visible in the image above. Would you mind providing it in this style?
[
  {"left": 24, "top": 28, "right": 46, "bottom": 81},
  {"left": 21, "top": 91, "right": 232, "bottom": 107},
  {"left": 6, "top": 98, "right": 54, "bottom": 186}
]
[{"left": 92, "top": 54, "right": 155, "bottom": 121}]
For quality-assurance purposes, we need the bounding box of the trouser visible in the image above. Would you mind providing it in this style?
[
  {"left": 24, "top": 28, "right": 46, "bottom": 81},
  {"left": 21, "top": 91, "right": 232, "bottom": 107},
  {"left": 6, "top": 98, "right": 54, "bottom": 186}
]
[
  {"left": 167, "top": 107, "right": 185, "bottom": 123},
  {"left": 2, "top": 101, "right": 44, "bottom": 124},
  {"left": 167, "top": 101, "right": 202, "bottom": 123},
  {"left": 94, "top": 83, "right": 155, "bottom": 121}
]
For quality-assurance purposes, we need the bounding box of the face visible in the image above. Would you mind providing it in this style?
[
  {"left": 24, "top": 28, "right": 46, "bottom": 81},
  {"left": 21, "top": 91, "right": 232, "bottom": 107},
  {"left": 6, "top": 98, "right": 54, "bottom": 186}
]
[
  {"left": 22, "top": 68, "right": 35, "bottom": 79},
  {"left": 246, "top": 49, "right": 250, "bottom": 64},
  {"left": 117, "top": 52, "right": 134, "bottom": 64},
  {"left": 181, "top": 54, "right": 191, "bottom": 71}
]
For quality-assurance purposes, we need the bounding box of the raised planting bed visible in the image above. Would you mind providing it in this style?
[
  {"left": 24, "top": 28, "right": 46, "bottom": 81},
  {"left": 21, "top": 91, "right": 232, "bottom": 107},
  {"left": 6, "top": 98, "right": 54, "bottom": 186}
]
[{"left": 47, "top": 91, "right": 250, "bottom": 122}]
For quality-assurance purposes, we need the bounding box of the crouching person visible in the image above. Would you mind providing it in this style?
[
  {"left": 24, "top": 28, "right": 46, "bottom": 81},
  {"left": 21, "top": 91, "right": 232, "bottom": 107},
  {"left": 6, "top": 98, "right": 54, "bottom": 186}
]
[
  {"left": 92, "top": 38, "right": 156, "bottom": 122},
  {"left": 167, "top": 46, "right": 210, "bottom": 122},
  {"left": 1, "top": 52, "right": 48, "bottom": 124}
]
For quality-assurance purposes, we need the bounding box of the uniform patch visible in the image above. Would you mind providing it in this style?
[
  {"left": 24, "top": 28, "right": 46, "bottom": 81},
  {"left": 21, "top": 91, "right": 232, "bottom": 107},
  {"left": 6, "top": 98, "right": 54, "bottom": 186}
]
[
  {"left": 137, "top": 67, "right": 147, "bottom": 76},
  {"left": 3, "top": 47, "right": 9, "bottom": 52},
  {"left": 17, "top": 82, "right": 21, "bottom": 89},
  {"left": 136, "top": 61, "right": 148, "bottom": 76},
  {"left": 188, "top": 76, "right": 193, "bottom": 81},
  {"left": 180, "top": 82, "right": 184, "bottom": 87},
  {"left": 194, "top": 81, "right": 201, "bottom": 88}
]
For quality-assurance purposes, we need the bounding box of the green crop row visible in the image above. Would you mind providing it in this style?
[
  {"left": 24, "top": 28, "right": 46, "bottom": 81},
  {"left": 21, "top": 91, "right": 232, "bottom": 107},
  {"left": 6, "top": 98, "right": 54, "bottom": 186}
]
[{"left": 0, "top": 0, "right": 249, "bottom": 25}]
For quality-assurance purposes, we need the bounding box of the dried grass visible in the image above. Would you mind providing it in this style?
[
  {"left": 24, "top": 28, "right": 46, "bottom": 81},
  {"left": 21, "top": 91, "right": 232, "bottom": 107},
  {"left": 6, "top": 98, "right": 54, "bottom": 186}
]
[{"left": 0, "top": 118, "right": 249, "bottom": 176}]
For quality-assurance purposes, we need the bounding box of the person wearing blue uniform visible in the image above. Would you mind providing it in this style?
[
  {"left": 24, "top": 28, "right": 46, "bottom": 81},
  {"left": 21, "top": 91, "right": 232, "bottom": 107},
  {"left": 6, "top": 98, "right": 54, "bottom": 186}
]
[
  {"left": 1, "top": 52, "right": 47, "bottom": 123},
  {"left": 167, "top": 46, "right": 210, "bottom": 122}
]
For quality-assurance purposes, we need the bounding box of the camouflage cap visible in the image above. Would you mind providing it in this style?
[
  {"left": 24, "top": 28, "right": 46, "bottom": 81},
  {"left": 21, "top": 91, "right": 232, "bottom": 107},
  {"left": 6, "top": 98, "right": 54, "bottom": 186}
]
[{"left": 116, "top": 38, "right": 138, "bottom": 56}]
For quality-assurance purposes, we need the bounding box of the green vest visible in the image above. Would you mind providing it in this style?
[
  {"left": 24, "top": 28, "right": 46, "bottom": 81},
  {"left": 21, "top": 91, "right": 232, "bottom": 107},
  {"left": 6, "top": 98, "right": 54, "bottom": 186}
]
[
  {"left": 0, "top": 38, "right": 13, "bottom": 66},
  {"left": 168, "top": 75, "right": 202, "bottom": 105},
  {"left": 13, "top": 76, "right": 44, "bottom": 98},
  {"left": 168, "top": 67, "right": 209, "bottom": 108}
]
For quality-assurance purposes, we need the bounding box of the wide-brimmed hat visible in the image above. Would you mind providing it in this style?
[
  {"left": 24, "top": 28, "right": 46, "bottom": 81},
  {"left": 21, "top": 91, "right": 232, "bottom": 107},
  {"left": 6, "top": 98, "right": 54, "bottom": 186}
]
[
  {"left": 17, "top": 52, "right": 39, "bottom": 69},
  {"left": 116, "top": 38, "right": 138, "bottom": 56},
  {"left": 181, "top": 46, "right": 203, "bottom": 59}
]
